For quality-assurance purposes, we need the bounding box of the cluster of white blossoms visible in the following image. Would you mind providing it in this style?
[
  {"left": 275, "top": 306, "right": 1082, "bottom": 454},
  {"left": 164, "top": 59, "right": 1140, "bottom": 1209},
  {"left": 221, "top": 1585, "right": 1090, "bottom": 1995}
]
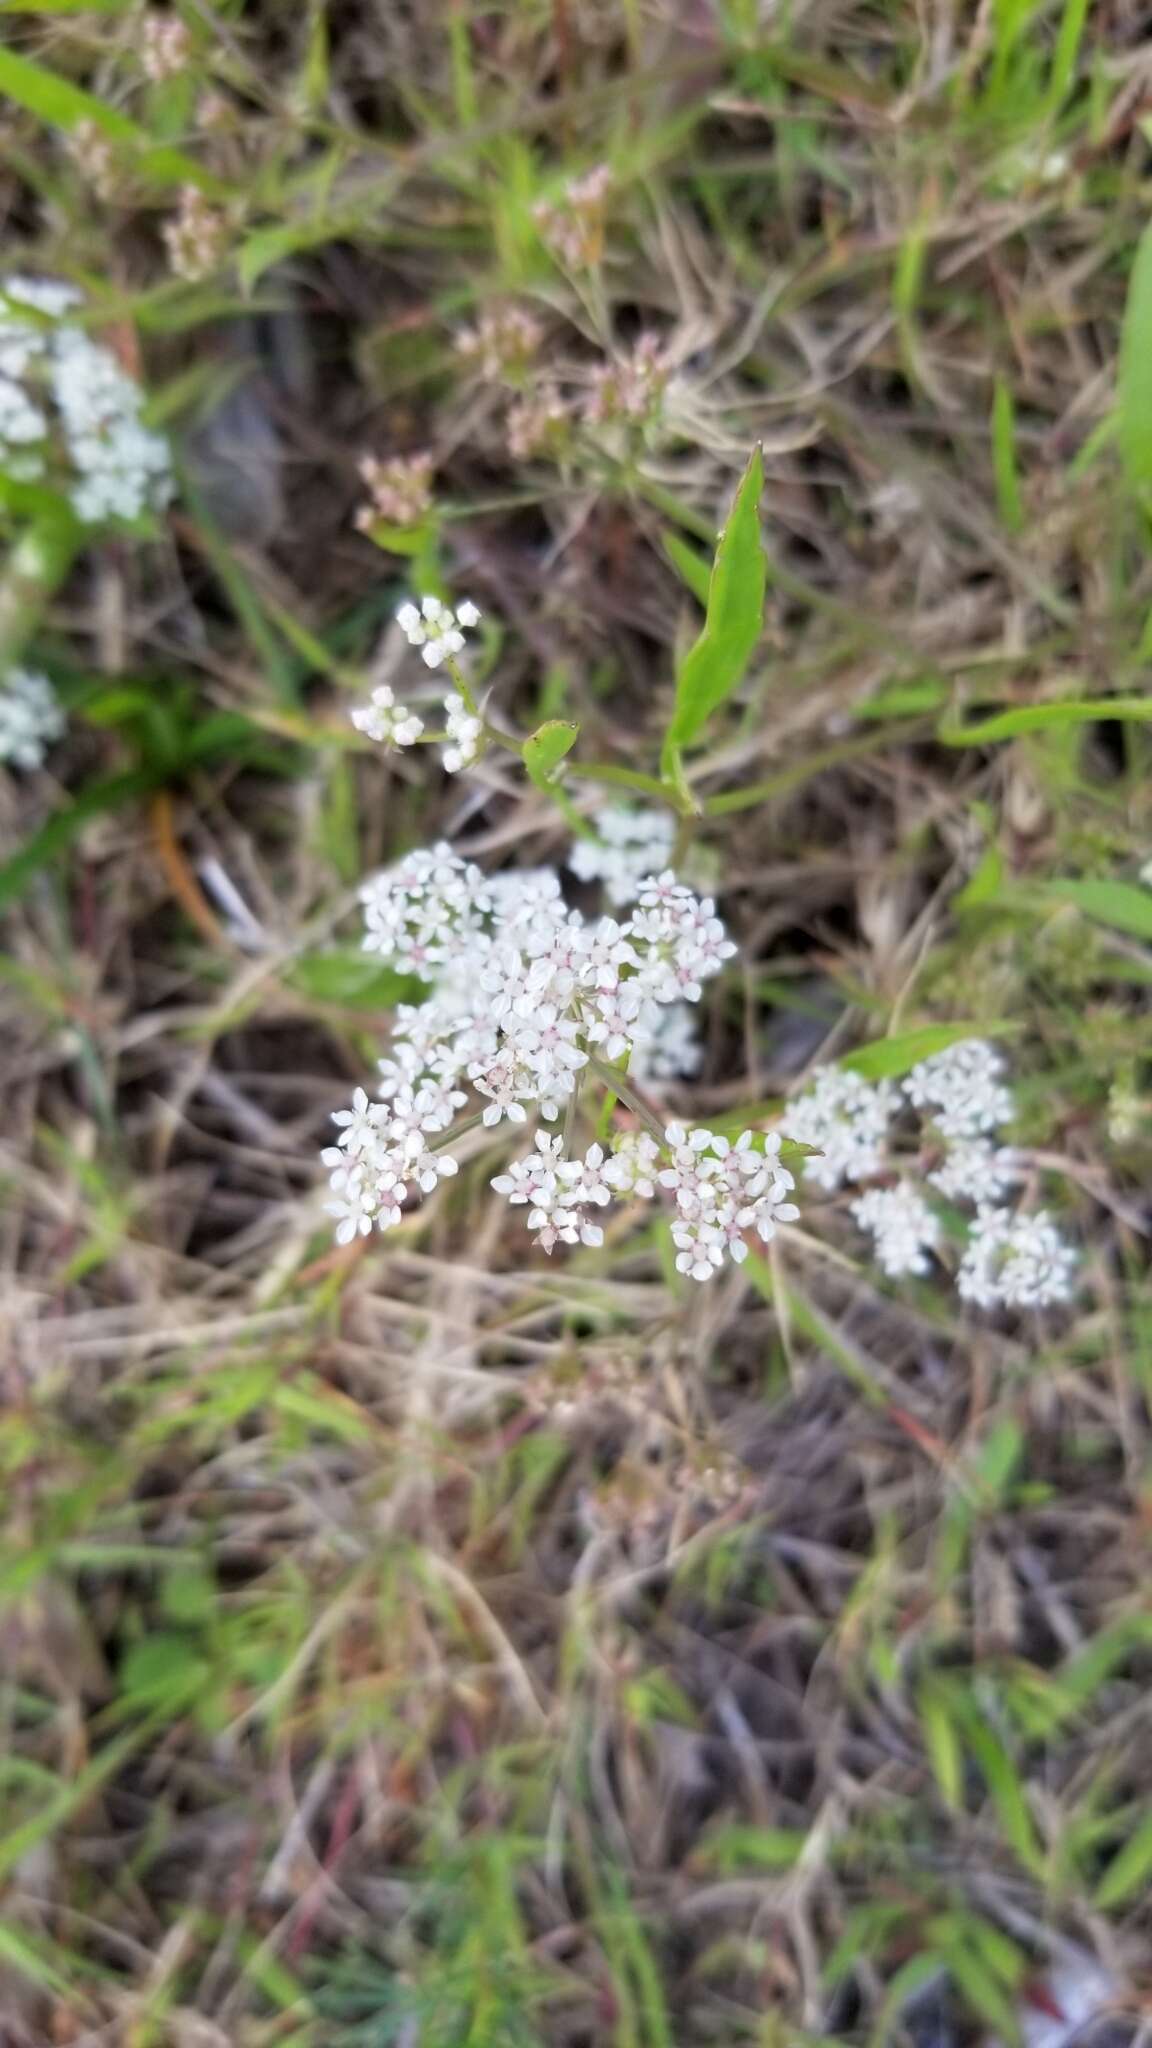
[
  {"left": 350, "top": 595, "right": 487, "bottom": 775},
  {"left": 783, "top": 1039, "right": 1076, "bottom": 1310},
  {"left": 957, "top": 1207, "right": 1079, "bottom": 1310},
  {"left": 351, "top": 683, "right": 423, "bottom": 749},
  {"left": 442, "top": 692, "right": 483, "bottom": 775},
  {"left": 0, "top": 667, "right": 65, "bottom": 770},
  {"left": 141, "top": 10, "right": 192, "bottom": 81},
  {"left": 0, "top": 276, "right": 172, "bottom": 523},
  {"left": 781, "top": 1066, "right": 898, "bottom": 1192},
  {"left": 569, "top": 802, "right": 676, "bottom": 907},
  {"left": 396, "top": 595, "right": 481, "bottom": 671},
  {"left": 321, "top": 848, "right": 798, "bottom": 1278}
]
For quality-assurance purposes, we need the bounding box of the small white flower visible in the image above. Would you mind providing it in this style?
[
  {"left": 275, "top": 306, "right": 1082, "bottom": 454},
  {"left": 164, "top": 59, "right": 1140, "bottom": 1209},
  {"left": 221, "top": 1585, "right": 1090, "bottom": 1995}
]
[
  {"left": 0, "top": 279, "right": 172, "bottom": 524},
  {"left": 603, "top": 1131, "right": 660, "bottom": 1198},
  {"left": 851, "top": 1182, "right": 940, "bottom": 1277},
  {"left": 958, "top": 1207, "right": 1077, "bottom": 1310},
  {"left": 557, "top": 1143, "right": 612, "bottom": 1207},
  {"left": 396, "top": 594, "right": 482, "bottom": 670},
  {"left": 351, "top": 682, "right": 424, "bottom": 749},
  {"left": 569, "top": 804, "right": 677, "bottom": 907},
  {"left": 410, "top": 1147, "right": 460, "bottom": 1194},
  {"left": 781, "top": 1067, "right": 899, "bottom": 1191},
  {"left": 492, "top": 1131, "right": 564, "bottom": 1204},
  {"left": 0, "top": 667, "right": 65, "bottom": 770},
  {"left": 142, "top": 11, "right": 191, "bottom": 81},
  {"left": 904, "top": 1039, "right": 1014, "bottom": 1141},
  {"left": 441, "top": 691, "right": 483, "bottom": 774},
  {"left": 928, "top": 1137, "right": 1018, "bottom": 1206}
]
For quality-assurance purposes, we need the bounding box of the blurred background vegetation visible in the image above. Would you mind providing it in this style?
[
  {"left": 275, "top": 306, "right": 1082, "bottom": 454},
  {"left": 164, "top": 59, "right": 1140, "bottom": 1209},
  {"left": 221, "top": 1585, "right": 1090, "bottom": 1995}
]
[{"left": 0, "top": 0, "right": 1151, "bottom": 2042}]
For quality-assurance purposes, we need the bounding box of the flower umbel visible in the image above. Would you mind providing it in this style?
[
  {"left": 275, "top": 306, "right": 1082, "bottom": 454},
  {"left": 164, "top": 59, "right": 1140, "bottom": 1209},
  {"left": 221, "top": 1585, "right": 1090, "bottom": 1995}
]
[
  {"left": 162, "top": 188, "right": 230, "bottom": 281},
  {"left": 958, "top": 1207, "right": 1077, "bottom": 1310},
  {"left": 355, "top": 451, "right": 434, "bottom": 532},
  {"left": 0, "top": 278, "right": 172, "bottom": 524},
  {"left": 781, "top": 1066, "right": 899, "bottom": 1192},
  {"left": 0, "top": 668, "right": 65, "bottom": 769},
  {"left": 396, "top": 594, "right": 481, "bottom": 670},
  {"left": 350, "top": 684, "right": 424, "bottom": 750},
  {"left": 323, "top": 850, "right": 765, "bottom": 1272}
]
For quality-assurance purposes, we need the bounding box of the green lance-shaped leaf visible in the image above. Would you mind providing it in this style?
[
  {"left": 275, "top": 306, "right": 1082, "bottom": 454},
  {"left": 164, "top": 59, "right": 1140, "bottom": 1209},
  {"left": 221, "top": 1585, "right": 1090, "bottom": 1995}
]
[
  {"left": 661, "top": 445, "right": 765, "bottom": 786},
  {"left": 0, "top": 46, "right": 223, "bottom": 191}
]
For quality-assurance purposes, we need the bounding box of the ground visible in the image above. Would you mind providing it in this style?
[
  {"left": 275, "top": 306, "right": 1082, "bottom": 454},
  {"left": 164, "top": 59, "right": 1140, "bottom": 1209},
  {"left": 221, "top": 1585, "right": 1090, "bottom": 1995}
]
[{"left": 1, "top": 1, "right": 1151, "bottom": 2044}]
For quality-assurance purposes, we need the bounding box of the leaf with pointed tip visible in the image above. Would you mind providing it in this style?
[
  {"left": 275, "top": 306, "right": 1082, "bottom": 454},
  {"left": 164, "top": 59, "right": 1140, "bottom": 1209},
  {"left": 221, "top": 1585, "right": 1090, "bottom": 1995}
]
[{"left": 662, "top": 446, "right": 765, "bottom": 767}]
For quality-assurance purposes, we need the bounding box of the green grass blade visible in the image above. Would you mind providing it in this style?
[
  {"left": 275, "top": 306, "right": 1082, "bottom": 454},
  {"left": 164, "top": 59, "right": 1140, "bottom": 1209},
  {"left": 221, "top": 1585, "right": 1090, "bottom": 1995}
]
[
  {"left": 842, "top": 1023, "right": 1010, "bottom": 1081},
  {"left": 940, "top": 696, "right": 1152, "bottom": 744},
  {"left": 1045, "top": 0, "right": 1091, "bottom": 111},
  {"left": 1118, "top": 221, "right": 1152, "bottom": 493},
  {"left": 1039, "top": 878, "right": 1152, "bottom": 940},
  {"left": 661, "top": 444, "right": 765, "bottom": 769},
  {"left": 992, "top": 379, "right": 1024, "bottom": 534},
  {"left": 0, "top": 47, "right": 221, "bottom": 191},
  {"left": 1095, "top": 1810, "right": 1152, "bottom": 1908}
]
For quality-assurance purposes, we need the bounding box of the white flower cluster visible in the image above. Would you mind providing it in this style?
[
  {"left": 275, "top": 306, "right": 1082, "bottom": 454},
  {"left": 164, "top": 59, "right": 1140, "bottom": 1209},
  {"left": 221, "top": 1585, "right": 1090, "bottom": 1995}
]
[
  {"left": 903, "top": 1037, "right": 1014, "bottom": 1139},
  {"left": 396, "top": 595, "right": 481, "bottom": 670},
  {"left": 442, "top": 691, "right": 482, "bottom": 774},
  {"left": 322, "top": 849, "right": 779, "bottom": 1277},
  {"left": 783, "top": 1039, "right": 1076, "bottom": 1310},
  {"left": 958, "top": 1208, "right": 1079, "bottom": 1310},
  {"left": 569, "top": 803, "right": 676, "bottom": 907},
  {"left": 351, "top": 683, "right": 423, "bottom": 749},
  {"left": 0, "top": 277, "right": 172, "bottom": 523},
  {"left": 565, "top": 809, "right": 699, "bottom": 1083},
  {"left": 351, "top": 596, "right": 487, "bottom": 773},
  {"left": 658, "top": 1123, "right": 798, "bottom": 1281},
  {"left": 491, "top": 1120, "right": 797, "bottom": 1272},
  {"left": 0, "top": 667, "right": 65, "bottom": 769},
  {"left": 850, "top": 1182, "right": 939, "bottom": 1277},
  {"left": 142, "top": 10, "right": 191, "bottom": 81},
  {"left": 781, "top": 1066, "right": 898, "bottom": 1192}
]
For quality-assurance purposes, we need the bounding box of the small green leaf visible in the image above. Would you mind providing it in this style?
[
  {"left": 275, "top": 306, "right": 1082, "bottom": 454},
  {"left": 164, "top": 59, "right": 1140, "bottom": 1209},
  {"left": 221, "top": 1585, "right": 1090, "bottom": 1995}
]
[
  {"left": 1039, "top": 878, "right": 1152, "bottom": 941},
  {"left": 1096, "top": 1810, "right": 1152, "bottom": 1908},
  {"left": 286, "top": 950, "right": 427, "bottom": 1009},
  {"left": 954, "top": 1704, "right": 1044, "bottom": 1876},
  {"left": 1119, "top": 220, "right": 1152, "bottom": 493},
  {"left": 992, "top": 378, "right": 1024, "bottom": 534},
  {"left": 522, "top": 719, "right": 579, "bottom": 792},
  {"left": 941, "top": 696, "right": 1152, "bottom": 744},
  {"left": 842, "top": 1023, "right": 1007, "bottom": 1082},
  {"left": 161, "top": 1567, "right": 216, "bottom": 1625},
  {"left": 118, "top": 1635, "right": 209, "bottom": 1709},
  {"left": 698, "top": 1824, "right": 808, "bottom": 1873},
  {"left": 918, "top": 1677, "right": 963, "bottom": 1810},
  {"left": 955, "top": 842, "right": 1004, "bottom": 910},
  {"left": 661, "top": 445, "right": 765, "bottom": 769},
  {"left": 0, "top": 47, "right": 221, "bottom": 191}
]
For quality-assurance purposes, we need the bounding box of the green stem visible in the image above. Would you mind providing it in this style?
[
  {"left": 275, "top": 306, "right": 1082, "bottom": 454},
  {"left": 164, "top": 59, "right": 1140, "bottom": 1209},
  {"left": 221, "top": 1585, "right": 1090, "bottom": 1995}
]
[
  {"left": 586, "top": 1054, "right": 666, "bottom": 1145},
  {"left": 444, "top": 653, "right": 522, "bottom": 757},
  {"left": 0, "top": 511, "right": 80, "bottom": 670}
]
